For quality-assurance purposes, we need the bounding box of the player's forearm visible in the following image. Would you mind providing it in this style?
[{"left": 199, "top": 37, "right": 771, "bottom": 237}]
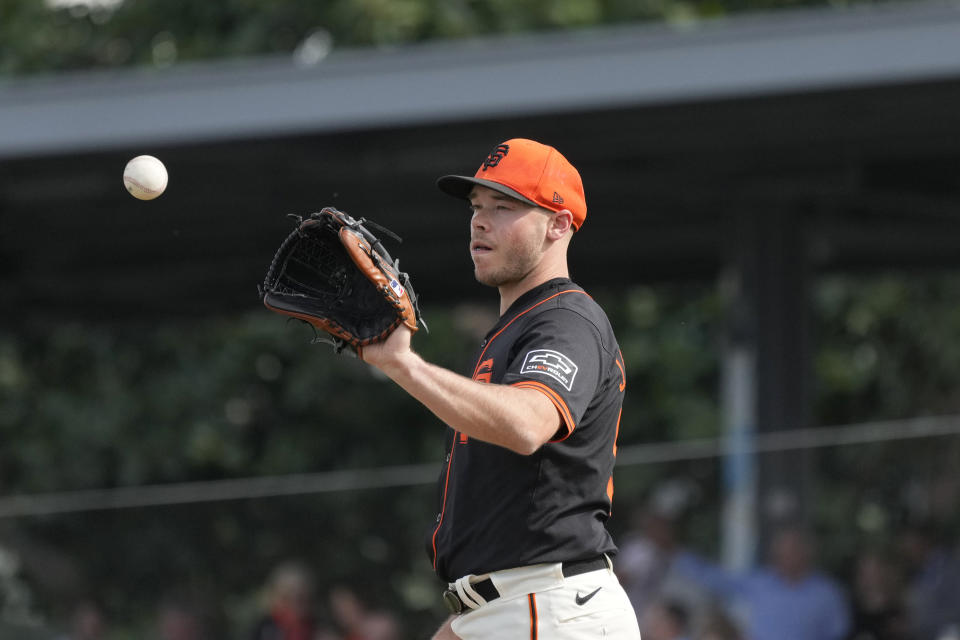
[{"left": 379, "top": 351, "right": 557, "bottom": 455}]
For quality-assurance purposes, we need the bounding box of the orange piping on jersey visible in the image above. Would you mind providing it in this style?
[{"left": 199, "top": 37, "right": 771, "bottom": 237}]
[
  {"left": 607, "top": 407, "right": 623, "bottom": 508},
  {"left": 613, "top": 408, "right": 621, "bottom": 457},
  {"left": 528, "top": 594, "right": 539, "bottom": 640},
  {"left": 430, "top": 435, "right": 458, "bottom": 571},
  {"left": 471, "top": 290, "right": 590, "bottom": 379},
  {"left": 615, "top": 350, "right": 626, "bottom": 392},
  {"left": 510, "top": 380, "right": 575, "bottom": 441}
]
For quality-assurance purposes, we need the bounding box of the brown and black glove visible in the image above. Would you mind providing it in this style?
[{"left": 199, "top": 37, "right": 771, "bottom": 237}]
[{"left": 260, "top": 207, "right": 426, "bottom": 355}]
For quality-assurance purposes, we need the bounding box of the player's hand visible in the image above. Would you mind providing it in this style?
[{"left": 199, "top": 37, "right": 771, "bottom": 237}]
[{"left": 359, "top": 324, "right": 414, "bottom": 374}]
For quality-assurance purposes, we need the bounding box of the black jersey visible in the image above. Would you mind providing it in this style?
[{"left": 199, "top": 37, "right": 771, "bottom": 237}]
[{"left": 427, "top": 277, "right": 627, "bottom": 582}]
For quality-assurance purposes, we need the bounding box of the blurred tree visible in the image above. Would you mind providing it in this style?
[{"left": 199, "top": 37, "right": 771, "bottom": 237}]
[
  {"left": 811, "top": 271, "right": 960, "bottom": 569},
  {"left": 815, "top": 272, "right": 960, "bottom": 424},
  {"left": 0, "top": 0, "right": 909, "bottom": 77}
]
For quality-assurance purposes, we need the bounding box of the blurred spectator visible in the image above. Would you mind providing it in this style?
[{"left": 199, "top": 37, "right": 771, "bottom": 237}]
[
  {"left": 618, "top": 507, "right": 677, "bottom": 611},
  {"left": 156, "top": 598, "right": 208, "bottom": 640},
  {"left": 671, "top": 525, "right": 850, "bottom": 640},
  {"left": 328, "top": 585, "right": 400, "bottom": 640},
  {"left": 641, "top": 598, "right": 692, "bottom": 640},
  {"left": 846, "top": 550, "right": 908, "bottom": 640},
  {"left": 696, "top": 608, "right": 746, "bottom": 640},
  {"left": 55, "top": 600, "right": 107, "bottom": 640},
  {"left": 898, "top": 523, "right": 960, "bottom": 640},
  {"left": 249, "top": 561, "right": 321, "bottom": 640},
  {"left": 617, "top": 480, "right": 709, "bottom": 619}
]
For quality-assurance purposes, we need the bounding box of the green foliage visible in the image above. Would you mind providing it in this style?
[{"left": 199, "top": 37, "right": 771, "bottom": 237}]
[
  {"left": 1, "top": 314, "right": 432, "bottom": 494},
  {"left": 597, "top": 284, "right": 724, "bottom": 551},
  {"left": 0, "top": 308, "right": 474, "bottom": 637},
  {"left": 605, "top": 285, "right": 722, "bottom": 444},
  {"left": 815, "top": 272, "right": 960, "bottom": 422},
  {"left": 0, "top": 0, "right": 906, "bottom": 77},
  {"left": 811, "top": 271, "right": 960, "bottom": 568}
]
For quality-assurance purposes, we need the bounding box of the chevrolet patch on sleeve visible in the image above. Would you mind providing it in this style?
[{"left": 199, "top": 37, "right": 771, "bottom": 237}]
[{"left": 520, "top": 349, "right": 579, "bottom": 391}]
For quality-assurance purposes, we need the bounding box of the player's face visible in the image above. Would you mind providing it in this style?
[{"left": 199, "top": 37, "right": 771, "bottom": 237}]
[{"left": 468, "top": 186, "right": 550, "bottom": 288}]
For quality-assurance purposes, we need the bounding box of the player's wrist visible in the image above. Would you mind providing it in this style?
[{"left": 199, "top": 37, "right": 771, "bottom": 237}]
[{"left": 377, "top": 346, "right": 421, "bottom": 381}]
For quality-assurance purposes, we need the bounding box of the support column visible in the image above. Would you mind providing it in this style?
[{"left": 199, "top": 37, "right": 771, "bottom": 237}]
[{"left": 721, "top": 206, "right": 811, "bottom": 568}]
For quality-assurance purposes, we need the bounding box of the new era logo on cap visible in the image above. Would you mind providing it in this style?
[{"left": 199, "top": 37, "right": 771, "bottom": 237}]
[{"left": 436, "top": 138, "right": 587, "bottom": 230}]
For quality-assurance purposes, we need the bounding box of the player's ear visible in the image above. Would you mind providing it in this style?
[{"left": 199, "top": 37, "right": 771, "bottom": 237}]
[{"left": 546, "top": 209, "right": 574, "bottom": 240}]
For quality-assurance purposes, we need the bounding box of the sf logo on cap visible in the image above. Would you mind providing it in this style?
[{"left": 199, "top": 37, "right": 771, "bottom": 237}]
[{"left": 482, "top": 144, "right": 509, "bottom": 171}]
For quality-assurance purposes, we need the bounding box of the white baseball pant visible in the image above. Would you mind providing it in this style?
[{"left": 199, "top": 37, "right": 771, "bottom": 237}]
[{"left": 447, "top": 557, "right": 641, "bottom": 639}]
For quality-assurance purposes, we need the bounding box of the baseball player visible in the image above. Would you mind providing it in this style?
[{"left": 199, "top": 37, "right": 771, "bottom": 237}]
[{"left": 361, "top": 138, "right": 640, "bottom": 639}]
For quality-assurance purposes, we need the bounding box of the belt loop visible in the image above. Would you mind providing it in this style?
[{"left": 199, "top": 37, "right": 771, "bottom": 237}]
[
  {"left": 454, "top": 577, "right": 485, "bottom": 611},
  {"left": 463, "top": 579, "right": 489, "bottom": 607}
]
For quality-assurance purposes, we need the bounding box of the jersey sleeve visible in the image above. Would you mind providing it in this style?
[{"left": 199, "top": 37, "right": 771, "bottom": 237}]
[{"left": 500, "top": 308, "right": 605, "bottom": 441}]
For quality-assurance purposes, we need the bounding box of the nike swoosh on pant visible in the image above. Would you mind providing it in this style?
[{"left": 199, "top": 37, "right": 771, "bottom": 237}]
[{"left": 575, "top": 587, "right": 602, "bottom": 606}]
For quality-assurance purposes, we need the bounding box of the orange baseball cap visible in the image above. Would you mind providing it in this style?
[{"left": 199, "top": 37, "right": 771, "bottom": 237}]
[{"left": 437, "top": 138, "right": 587, "bottom": 230}]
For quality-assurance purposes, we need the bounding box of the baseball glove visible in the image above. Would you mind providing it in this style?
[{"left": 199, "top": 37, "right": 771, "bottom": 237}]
[{"left": 260, "top": 207, "right": 426, "bottom": 356}]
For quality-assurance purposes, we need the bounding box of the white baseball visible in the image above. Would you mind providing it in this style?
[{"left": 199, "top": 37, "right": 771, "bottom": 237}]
[{"left": 123, "top": 155, "right": 168, "bottom": 200}]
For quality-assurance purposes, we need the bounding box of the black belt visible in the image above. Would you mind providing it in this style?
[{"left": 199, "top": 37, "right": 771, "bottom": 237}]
[{"left": 442, "top": 556, "right": 608, "bottom": 614}]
